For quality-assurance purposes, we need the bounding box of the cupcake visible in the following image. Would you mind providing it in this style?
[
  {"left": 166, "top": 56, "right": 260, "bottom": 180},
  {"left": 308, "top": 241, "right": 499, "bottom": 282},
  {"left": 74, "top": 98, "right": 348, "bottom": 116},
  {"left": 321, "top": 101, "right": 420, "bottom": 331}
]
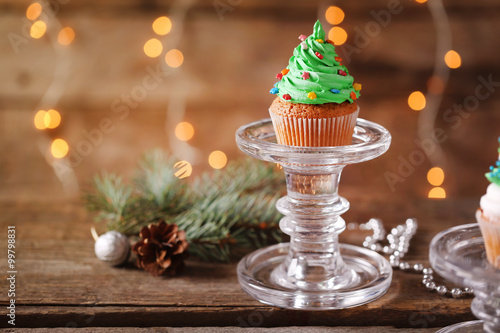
[
  {"left": 269, "top": 20, "right": 361, "bottom": 147},
  {"left": 476, "top": 136, "right": 500, "bottom": 268}
]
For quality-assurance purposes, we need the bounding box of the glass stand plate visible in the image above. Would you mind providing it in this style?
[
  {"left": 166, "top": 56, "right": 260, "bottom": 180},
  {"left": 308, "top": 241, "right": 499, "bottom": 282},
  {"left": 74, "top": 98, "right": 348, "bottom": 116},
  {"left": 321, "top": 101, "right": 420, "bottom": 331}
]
[{"left": 238, "top": 242, "right": 392, "bottom": 310}]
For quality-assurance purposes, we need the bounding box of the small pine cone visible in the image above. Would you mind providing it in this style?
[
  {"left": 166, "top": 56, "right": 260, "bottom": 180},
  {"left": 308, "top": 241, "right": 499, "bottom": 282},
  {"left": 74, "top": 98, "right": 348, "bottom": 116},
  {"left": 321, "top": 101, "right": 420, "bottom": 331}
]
[{"left": 132, "top": 221, "right": 189, "bottom": 276}]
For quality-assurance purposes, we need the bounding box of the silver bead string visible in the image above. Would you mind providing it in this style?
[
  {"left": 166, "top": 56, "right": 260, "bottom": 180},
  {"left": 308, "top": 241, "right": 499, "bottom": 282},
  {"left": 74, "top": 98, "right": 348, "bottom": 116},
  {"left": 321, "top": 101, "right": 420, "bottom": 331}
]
[{"left": 346, "top": 218, "right": 473, "bottom": 299}]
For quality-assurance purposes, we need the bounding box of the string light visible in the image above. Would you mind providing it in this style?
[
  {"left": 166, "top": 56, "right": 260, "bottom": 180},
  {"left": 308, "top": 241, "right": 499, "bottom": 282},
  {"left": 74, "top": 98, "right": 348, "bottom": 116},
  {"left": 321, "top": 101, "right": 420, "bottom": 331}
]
[
  {"left": 174, "top": 160, "right": 192, "bottom": 179},
  {"left": 165, "top": 49, "right": 184, "bottom": 68},
  {"left": 34, "top": 110, "right": 47, "bottom": 129},
  {"left": 175, "top": 122, "right": 194, "bottom": 141},
  {"left": 325, "top": 6, "right": 345, "bottom": 25},
  {"left": 428, "top": 187, "right": 446, "bottom": 199},
  {"left": 51, "top": 139, "right": 69, "bottom": 158},
  {"left": 30, "top": 20, "right": 46, "bottom": 39},
  {"left": 427, "top": 167, "right": 445, "bottom": 186},
  {"left": 408, "top": 91, "right": 426, "bottom": 111},
  {"left": 143, "top": 38, "right": 163, "bottom": 58},
  {"left": 26, "top": 2, "right": 42, "bottom": 20},
  {"left": 328, "top": 27, "right": 348, "bottom": 46},
  {"left": 58, "top": 27, "right": 75, "bottom": 46},
  {"left": 152, "top": 16, "right": 172, "bottom": 35},
  {"left": 45, "top": 109, "right": 61, "bottom": 129},
  {"left": 208, "top": 151, "right": 227, "bottom": 169},
  {"left": 444, "top": 50, "right": 461, "bottom": 69},
  {"left": 415, "top": 0, "right": 428, "bottom": 3}
]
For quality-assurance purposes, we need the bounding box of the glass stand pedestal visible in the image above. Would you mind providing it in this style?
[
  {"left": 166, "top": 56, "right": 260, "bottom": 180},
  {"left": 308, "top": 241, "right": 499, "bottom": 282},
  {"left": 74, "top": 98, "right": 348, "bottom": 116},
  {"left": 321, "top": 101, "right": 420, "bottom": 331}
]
[{"left": 235, "top": 118, "right": 393, "bottom": 310}]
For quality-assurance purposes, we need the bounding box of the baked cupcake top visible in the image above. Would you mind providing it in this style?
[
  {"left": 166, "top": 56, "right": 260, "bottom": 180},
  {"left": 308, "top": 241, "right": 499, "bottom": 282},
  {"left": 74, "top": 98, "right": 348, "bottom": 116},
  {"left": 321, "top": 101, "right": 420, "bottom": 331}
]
[{"left": 270, "top": 20, "right": 361, "bottom": 105}]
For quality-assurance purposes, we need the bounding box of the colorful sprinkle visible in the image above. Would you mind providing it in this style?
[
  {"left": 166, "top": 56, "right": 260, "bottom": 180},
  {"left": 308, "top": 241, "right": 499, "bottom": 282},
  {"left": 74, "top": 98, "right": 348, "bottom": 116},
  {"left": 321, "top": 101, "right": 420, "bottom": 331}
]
[
  {"left": 281, "top": 69, "right": 289, "bottom": 75},
  {"left": 276, "top": 73, "right": 283, "bottom": 80},
  {"left": 350, "top": 91, "right": 357, "bottom": 100},
  {"left": 301, "top": 72, "right": 310, "bottom": 80},
  {"left": 338, "top": 69, "right": 347, "bottom": 76},
  {"left": 316, "top": 39, "right": 324, "bottom": 43},
  {"left": 282, "top": 94, "right": 291, "bottom": 100},
  {"left": 353, "top": 83, "right": 362, "bottom": 91},
  {"left": 326, "top": 39, "right": 334, "bottom": 45},
  {"left": 315, "top": 52, "right": 323, "bottom": 60},
  {"left": 307, "top": 92, "right": 317, "bottom": 100},
  {"left": 335, "top": 57, "right": 343, "bottom": 63},
  {"left": 331, "top": 89, "right": 340, "bottom": 94},
  {"left": 301, "top": 42, "right": 308, "bottom": 50},
  {"left": 269, "top": 87, "right": 279, "bottom": 94},
  {"left": 298, "top": 34, "right": 307, "bottom": 41}
]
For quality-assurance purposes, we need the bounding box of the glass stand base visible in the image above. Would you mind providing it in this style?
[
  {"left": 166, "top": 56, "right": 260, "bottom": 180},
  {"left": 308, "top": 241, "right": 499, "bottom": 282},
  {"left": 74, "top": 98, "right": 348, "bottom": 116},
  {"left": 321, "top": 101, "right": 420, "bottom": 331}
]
[
  {"left": 237, "top": 242, "right": 392, "bottom": 310},
  {"left": 437, "top": 320, "right": 484, "bottom": 333}
]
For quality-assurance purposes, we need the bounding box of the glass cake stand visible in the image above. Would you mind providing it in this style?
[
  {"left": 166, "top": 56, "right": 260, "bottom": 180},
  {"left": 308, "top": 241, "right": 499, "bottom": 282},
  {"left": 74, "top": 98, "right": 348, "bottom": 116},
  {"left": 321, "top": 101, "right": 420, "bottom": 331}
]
[
  {"left": 234, "top": 118, "right": 393, "bottom": 310},
  {"left": 430, "top": 223, "right": 500, "bottom": 332}
]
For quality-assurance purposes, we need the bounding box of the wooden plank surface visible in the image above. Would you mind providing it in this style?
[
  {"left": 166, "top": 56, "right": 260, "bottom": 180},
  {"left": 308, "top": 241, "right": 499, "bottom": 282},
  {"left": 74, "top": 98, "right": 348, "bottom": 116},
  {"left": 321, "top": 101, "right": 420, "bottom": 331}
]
[{"left": 0, "top": 198, "right": 478, "bottom": 328}]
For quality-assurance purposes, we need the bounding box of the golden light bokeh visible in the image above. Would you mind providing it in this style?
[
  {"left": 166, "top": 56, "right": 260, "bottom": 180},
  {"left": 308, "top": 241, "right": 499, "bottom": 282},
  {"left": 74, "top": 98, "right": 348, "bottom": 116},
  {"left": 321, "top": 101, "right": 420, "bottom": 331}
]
[
  {"left": 325, "top": 6, "right": 345, "bottom": 25},
  {"left": 208, "top": 150, "right": 227, "bottom": 169},
  {"left": 34, "top": 110, "right": 47, "bottom": 129},
  {"left": 444, "top": 50, "right": 461, "bottom": 69},
  {"left": 58, "top": 27, "right": 75, "bottom": 46},
  {"left": 26, "top": 2, "right": 42, "bottom": 20},
  {"left": 152, "top": 16, "right": 172, "bottom": 36},
  {"left": 428, "top": 187, "right": 446, "bottom": 199},
  {"left": 165, "top": 49, "right": 184, "bottom": 68},
  {"left": 174, "top": 160, "right": 192, "bottom": 179},
  {"left": 415, "top": 0, "right": 428, "bottom": 3},
  {"left": 143, "top": 38, "right": 163, "bottom": 58},
  {"left": 30, "top": 20, "right": 47, "bottom": 39},
  {"left": 408, "top": 91, "right": 426, "bottom": 111},
  {"left": 51, "top": 139, "right": 69, "bottom": 158},
  {"left": 427, "top": 167, "right": 445, "bottom": 186},
  {"left": 328, "top": 27, "right": 348, "bottom": 46},
  {"left": 175, "top": 122, "right": 194, "bottom": 141},
  {"left": 45, "top": 109, "right": 61, "bottom": 129}
]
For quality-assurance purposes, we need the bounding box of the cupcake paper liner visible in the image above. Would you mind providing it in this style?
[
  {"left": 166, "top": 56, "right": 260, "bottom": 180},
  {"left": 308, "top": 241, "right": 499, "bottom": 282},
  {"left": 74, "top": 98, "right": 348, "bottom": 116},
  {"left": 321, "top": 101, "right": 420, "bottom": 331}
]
[
  {"left": 476, "top": 209, "right": 500, "bottom": 269},
  {"left": 269, "top": 109, "right": 359, "bottom": 147}
]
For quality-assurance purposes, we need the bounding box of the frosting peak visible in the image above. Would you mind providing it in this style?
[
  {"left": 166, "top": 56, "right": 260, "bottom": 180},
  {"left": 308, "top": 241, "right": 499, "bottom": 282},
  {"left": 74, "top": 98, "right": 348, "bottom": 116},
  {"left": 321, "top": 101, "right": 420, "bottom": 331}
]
[{"left": 270, "top": 21, "right": 361, "bottom": 105}]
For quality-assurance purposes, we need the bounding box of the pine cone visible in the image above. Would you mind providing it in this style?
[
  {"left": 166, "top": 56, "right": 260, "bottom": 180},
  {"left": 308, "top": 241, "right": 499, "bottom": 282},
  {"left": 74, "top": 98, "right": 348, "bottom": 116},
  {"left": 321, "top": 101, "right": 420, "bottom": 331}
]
[{"left": 132, "top": 221, "right": 188, "bottom": 276}]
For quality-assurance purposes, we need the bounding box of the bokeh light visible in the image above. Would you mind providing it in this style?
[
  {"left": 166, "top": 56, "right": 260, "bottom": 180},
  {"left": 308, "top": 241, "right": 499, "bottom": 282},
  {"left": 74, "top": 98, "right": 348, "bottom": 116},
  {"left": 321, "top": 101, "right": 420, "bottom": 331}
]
[
  {"left": 51, "top": 139, "right": 69, "bottom": 158},
  {"left": 175, "top": 122, "right": 194, "bottom": 141},
  {"left": 174, "top": 160, "right": 192, "bottom": 179},
  {"left": 427, "top": 167, "right": 445, "bottom": 186},
  {"left": 58, "top": 27, "right": 75, "bottom": 46},
  {"left": 415, "top": 0, "right": 428, "bottom": 3},
  {"left": 328, "top": 27, "right": 348, "bottom": 46},
  {"left": 45, "top": 109, "right": 61, "bottom": 129},
  {"left": 26, "top": 2, "right": 42, "bottom": 20},
  {"left": 208, "top": 151, "right": 227, "bottom": 169},
  {"left": 34, "top": 110, "right": 47, "bottom": 130},
  {"left": 152, "top": 16, "right": 172, "bottom": 35},
  {"left": 428, "top": 187, "right": 446, "bottom": 199},
  {"left": 165, "top": 49, "right": 184, "bottom": 68},
  {"left": 30, "top": 20, "right": 47, "bottom": 39},
  {"left": 143, "top": 38, "right": 163, "bottom": 58},
  {"left": 444, "top": 50, "right": 461, "bottom": 69},
  {"left": 325, "top": 6, "right": 345, "bottom": 25},
  {"left": 408, "top": 91, "right": 426, "bottom": 111}
]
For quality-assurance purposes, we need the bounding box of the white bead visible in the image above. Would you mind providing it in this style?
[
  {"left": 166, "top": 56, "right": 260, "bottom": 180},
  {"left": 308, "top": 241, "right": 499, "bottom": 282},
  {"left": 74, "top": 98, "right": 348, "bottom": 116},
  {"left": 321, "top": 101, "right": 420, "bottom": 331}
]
[
  {"left": 399, "top": 262, "right": 410, "bottom": 270},
  {"left": 425, "top": 282, "right": 436, "bottom": 290},
  {"left": 94, "top": 231, "right": 130, "bottom": 266},
  {"left": 436, "top": 285, "right": 447, "bottom": 295},
  {"left": 451, "top": 288, "right": 463, "bottom": 298},
  {"left": 413, "top": 264, "right": 424, "bottom": 272},
  {"left": 301, "top": 42, "right": 308, "bottom": 50},
  {"left": 422, "top": 268, "right": 433, "bottom": 275}
]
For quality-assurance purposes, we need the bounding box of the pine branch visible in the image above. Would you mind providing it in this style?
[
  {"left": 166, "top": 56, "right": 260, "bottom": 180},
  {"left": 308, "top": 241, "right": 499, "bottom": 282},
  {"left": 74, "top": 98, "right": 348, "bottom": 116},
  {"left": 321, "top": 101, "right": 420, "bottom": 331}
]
[{"left": 84, "top": 150, "right": 286, "bottom": 262}]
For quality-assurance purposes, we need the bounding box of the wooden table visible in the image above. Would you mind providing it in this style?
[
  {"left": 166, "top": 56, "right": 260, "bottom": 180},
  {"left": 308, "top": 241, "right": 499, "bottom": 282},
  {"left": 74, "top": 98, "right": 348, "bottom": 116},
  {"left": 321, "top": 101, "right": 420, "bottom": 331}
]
[{"left": 0, "top": 197, "right": 479, "bottom": 330}]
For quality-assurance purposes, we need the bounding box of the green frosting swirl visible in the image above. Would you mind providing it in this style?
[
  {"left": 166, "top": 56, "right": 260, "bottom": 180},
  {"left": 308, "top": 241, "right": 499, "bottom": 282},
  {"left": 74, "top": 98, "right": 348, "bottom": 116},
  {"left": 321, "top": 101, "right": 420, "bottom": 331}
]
[
  {"left": 486, "top": 137, "right": 500, "bottom": 186},
  {"left": 274, "top": 21, "right": 360, "bottom": 105}
]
